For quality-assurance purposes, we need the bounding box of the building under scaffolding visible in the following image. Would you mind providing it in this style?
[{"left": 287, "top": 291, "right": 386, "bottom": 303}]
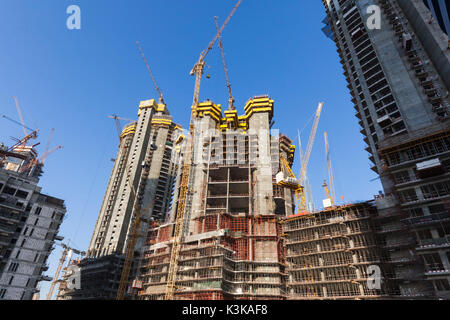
[
  {"left": 283, "top": 202, "right": 400, "bottom": 300},
  {"left": 136, "top": 96, "right": 296, "bottom": 300}
]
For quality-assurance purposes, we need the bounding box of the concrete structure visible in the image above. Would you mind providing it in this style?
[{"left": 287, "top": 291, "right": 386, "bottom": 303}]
[
  {"left": 58, "top": 99, "right": 182, "bottom": 300},
  {"left": 137, "top": 96, "right": 298, "bottom": 300},
  {"left": 0, "top": 145, "right": 66, "bottom": 300},
  {"left": 283, "top": 202, "right": 401, "bottom": 299},
  {"left": 322, "top": 0, "right": 450, "bottom": 299},
  {"left": 423, "top": 0, "right": 449, "bottom": 35}
]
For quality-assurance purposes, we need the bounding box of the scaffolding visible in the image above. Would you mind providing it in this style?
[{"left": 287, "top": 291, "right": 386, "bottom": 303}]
[
  {"left": 138, "top": 212, "right": 287, "bottom": 300},
  {"left": 282, "top": 202, "right": 399, "bottom": 299}
]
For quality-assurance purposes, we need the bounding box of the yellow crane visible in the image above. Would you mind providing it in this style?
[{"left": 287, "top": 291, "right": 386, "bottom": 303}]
[
  {"left": 164, "top": 0, "right": 243, "bottom": 300},
  {"left": 214, "top": 16, "right": 234, "bottom": 110},
  {"left": 115, "top": 177, "right": 153, "bottom": 300},
  {"left": 323, "top": 132, "right": 335, "bottom": 206},
  {"left": 277, "top": 155, "right": 303, "bottom": 211},
  {"left": 190, "top": 0, "right": 242, "bottom": 111},
  {"left": 46, "top": 242, "right": 85, "bottom": 300}
]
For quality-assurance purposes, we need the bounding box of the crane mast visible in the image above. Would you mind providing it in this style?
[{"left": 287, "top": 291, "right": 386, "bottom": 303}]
[
  {"left": 116, "top": 177, "right": 153, "bottom": 300},
  {"left": 165, "top": 0, "right": 243, "bottom": 300},
  {"left": 190, "top": 0, "right": 242, "bottom": 109},
  {"left": 136, "top": 41, "right": 165, "bottom": 105},
  {"left": 297, "top": 102, "right": 324, "bottom": 212},
  {"left": 324, "top": 132, "right": 335, "bottom": 205},
  {"left": 13, "top": 96, "right": 28, "bottom": 137},
  {"left": 214, "top": 16, "right": 235, "bottom": 110},
  {"left": 46, "top": 242, "right": 85, "bottom": 300}
]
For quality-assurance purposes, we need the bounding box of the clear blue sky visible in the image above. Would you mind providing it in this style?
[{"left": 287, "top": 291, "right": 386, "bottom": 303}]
[{"left": 0, "top": 0, "right": 382, "bottom": 299}]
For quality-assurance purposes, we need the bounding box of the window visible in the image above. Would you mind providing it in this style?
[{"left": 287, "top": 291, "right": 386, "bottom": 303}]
[
  {"left": 8, "top": 276, "right": 14, "bottom": 285},
  {"left": 417, "top": 229, "right": 432, "bottom": 240},
  {"left": 434, "top": 279, "right": 450, "bottom": 291},
  {"left": 15, "top": 250, "right": 21, "bottom": 259},
  {"left": 0, "top": 289, "right": 6, "bottom": 299},
  {"left": 35, "top": 207, "right": 42, "bottom": 215},
  {"left": 423, "top": 253, "right": 444, "bottom": 271},
  {"left": 8, "top": 263, "right": 19, "bottom": 272},
  {"left": 15, "top": 190, "right": 28, "bottom": 199},
  {"left": 2, "top": 186, "right": 15, "bottom": 195}
]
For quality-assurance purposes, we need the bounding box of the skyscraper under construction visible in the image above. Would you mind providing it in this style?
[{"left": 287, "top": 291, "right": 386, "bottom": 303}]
[
  {"left": 322, "top": 0, "right": 450, "bottom": 299},
  {"left": 58, "top": 99, "right": 182, "bottom": 300},
  {"left": 136, "top": 96, "right": 299, "bottom": 300}
]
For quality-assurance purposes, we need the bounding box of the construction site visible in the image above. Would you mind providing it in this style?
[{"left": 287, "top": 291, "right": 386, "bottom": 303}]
[
  {"left": 54, "top": 0, "right": 449, "bottom": 301},
  {"left": 0, "top": 0, "right": 448, "bottom": 301}
]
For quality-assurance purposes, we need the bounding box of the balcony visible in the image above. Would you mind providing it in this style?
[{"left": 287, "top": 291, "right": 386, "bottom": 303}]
[
  {"left": 416, "top": 237, "right": 450, "bottom": 250},
  {"left": 424, "top": 264, "right": 450, "bottom": 277},
  {"left": 401, "top": 212, "right": 450, "bottom": 227}
]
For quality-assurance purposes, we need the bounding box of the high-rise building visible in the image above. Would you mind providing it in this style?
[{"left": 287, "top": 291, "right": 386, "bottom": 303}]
[
  {"left": 57, "top": 99, "right": 182, "bottom": 300},
  {"left": 0, "top": 145, "right": 66, "bottom": 300},
  {"left": 137, "top": 96, "right": 298, "bottom": 300},
  {"left": 322, "top": 0, "right": 450, "bottom": 299}
]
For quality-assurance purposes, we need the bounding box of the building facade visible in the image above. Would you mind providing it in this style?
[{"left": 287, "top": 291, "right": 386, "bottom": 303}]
[
  {"left": 322, "top": 0, "right": 450, "bottom": 299},
  {"left": 58, "top": 99, "right": 182, "bottom": 300},
  {"left": 283, "top": 202, "right": 402, "bottom": 299},
  {"left": 137, "top": 96, "right": 299, "bottom": 300},
  {"left": 0, "top": 146, "right": 66, "bottom": 300}
]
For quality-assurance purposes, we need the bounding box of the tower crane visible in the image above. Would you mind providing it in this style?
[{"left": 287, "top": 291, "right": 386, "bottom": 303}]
[
  {"left": 323, "top": 132, "right": 335, "bottom": 206},
  {"left": 136, "top": 41, "right": 165, "bottom": 105},
  {"left": 46, "top": 242, "right": 86, "bottom": 300},
  {"left": 1, "top": 97, "right": 39, "bottom": 166},
  {"left": 190, "top": 0, "right": 242, "bottom": 112},
  {"left": 18, "top": 128, "right": 62, "bottom": 174},
  {"left": 1, "top": 115, "right": 38, "bottom": 151},
  {"left": 297, "top": 130, "right": 314, "bottom": 212},
  {"left": 214, "top": 16, "right": 235, "bottom": 110},
  {"left": 115, "top": 180, "right": 154, "bottom": 300},
  {"left": 165, "top": 0, "right": 243, "bottom": 300},
  {"left": 43, "top": 128, "right": 55, "bottom": 165},
  {"left": 13, "top": 96, "right": 28, "bottom": 137},
  {"left": 297, "top": 102, "right": 324, "bottom": 212},
  {"left": 108, "top": 115, "right": 136, "bottom": 140},
  {"left": 19, "top": 145, "right": 63, "bottom": 174},
  {"left": 278, "top": 103, "right": 323, "bottom": 213}
]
